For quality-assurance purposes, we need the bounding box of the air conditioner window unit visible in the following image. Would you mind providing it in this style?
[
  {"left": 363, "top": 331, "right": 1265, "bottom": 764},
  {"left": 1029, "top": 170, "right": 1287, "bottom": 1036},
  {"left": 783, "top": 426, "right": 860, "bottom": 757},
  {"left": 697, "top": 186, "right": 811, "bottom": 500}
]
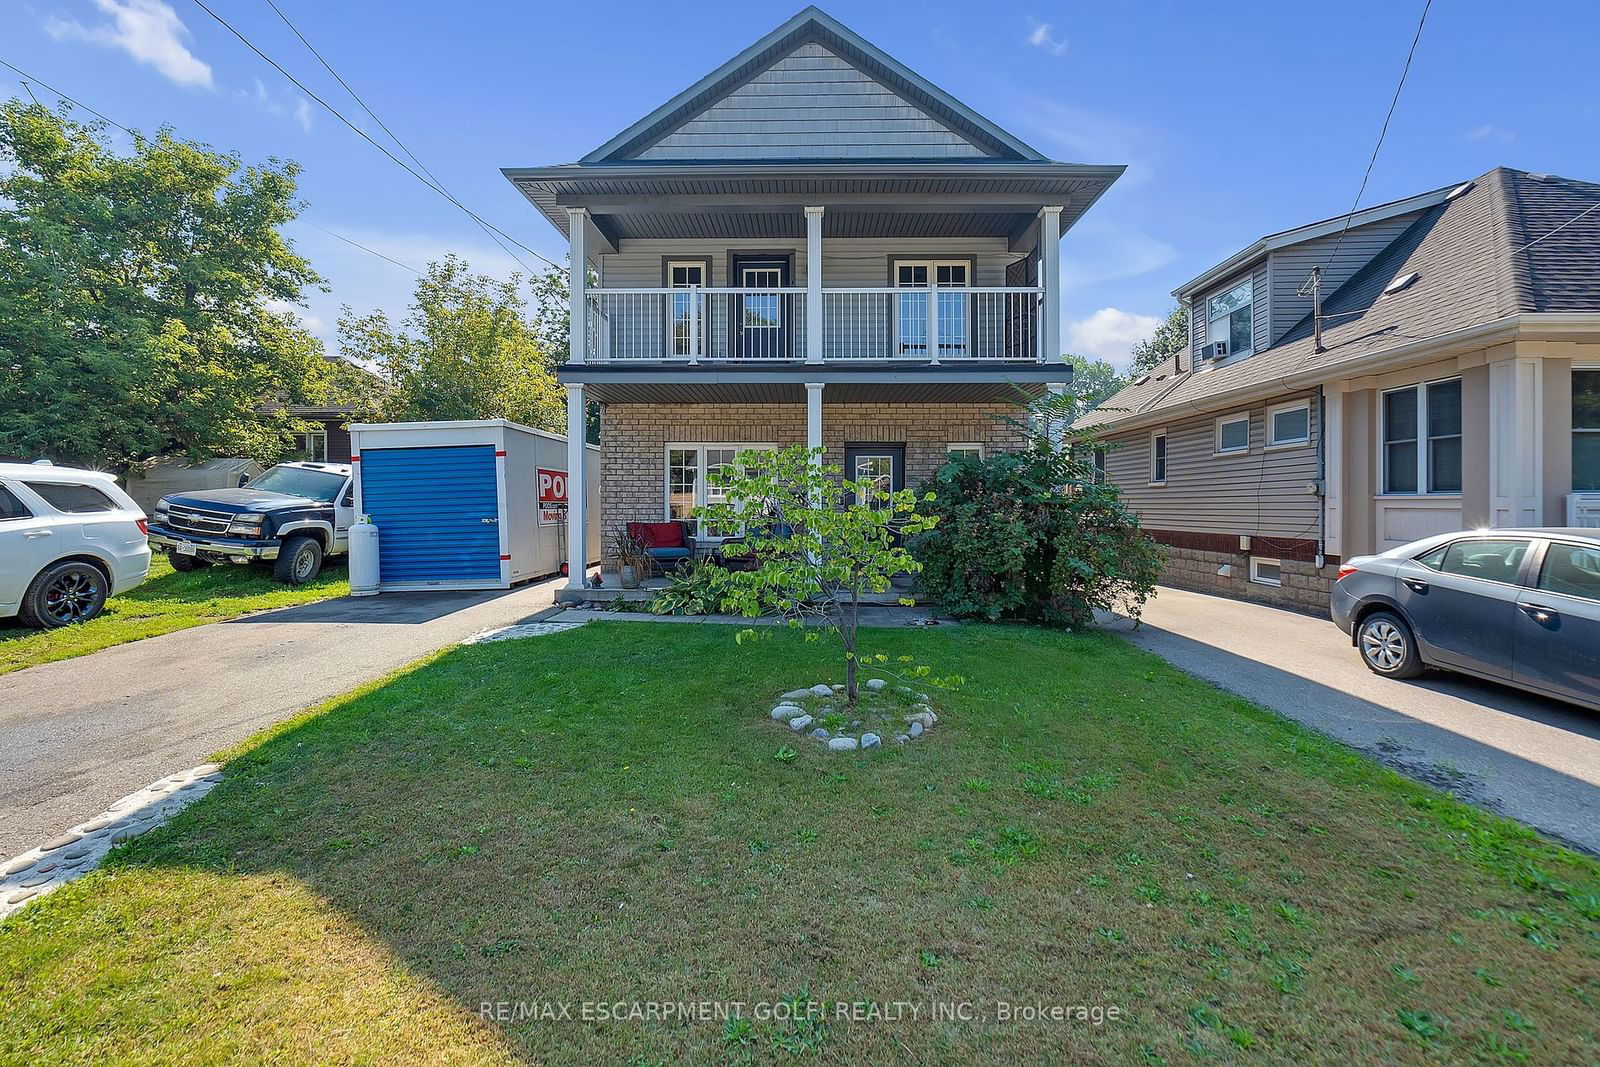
[
  {"left": 1198, "top": 340, "right": 1228, "bottom": 361},
  {"left": 1567, "top": 492, "right": 1600, "bottom": 528}
]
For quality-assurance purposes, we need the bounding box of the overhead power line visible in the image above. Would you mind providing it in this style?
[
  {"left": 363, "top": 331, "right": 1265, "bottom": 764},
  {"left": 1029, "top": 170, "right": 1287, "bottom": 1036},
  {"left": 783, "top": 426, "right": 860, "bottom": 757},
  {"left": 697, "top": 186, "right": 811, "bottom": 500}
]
[
  {"left": 0, "top": 56, "right": 419, "bottom": 276},
  {"left": 187, "top": 0, "right": 560, "bottom": 275},
  {"left": 1318, "top": 0, "right": 1433, "bottom": 274},
  {"left": 1512, "top": 199, "right": 1600, "bottom": 254}
]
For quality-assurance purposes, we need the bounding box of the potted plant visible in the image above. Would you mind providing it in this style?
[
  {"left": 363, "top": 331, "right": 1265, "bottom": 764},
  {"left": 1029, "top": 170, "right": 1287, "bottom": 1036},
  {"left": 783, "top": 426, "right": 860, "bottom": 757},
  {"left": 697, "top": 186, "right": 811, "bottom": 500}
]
[{"left": 613, "top": 528, "right": 649, "bottom": 589}]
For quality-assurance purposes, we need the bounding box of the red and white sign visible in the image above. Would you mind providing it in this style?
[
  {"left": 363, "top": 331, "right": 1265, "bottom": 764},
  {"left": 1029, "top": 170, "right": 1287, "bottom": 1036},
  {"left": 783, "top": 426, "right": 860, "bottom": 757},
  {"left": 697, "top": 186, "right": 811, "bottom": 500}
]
[{"left": 537, "top": 467, "right": 567, "bottom": 525}]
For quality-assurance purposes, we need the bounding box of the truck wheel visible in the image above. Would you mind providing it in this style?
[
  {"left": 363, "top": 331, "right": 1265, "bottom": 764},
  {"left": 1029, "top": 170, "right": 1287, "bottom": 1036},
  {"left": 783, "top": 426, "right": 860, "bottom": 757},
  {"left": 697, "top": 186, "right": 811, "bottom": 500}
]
[
  {"left": 168, "top": 550, "right": 209, "bottom": 572},
  {"left": 18, "top": 561, "right": 109, "bottom": 628},
  {"left": 274, "top": 535, "right": 323, "bottom": 585}
]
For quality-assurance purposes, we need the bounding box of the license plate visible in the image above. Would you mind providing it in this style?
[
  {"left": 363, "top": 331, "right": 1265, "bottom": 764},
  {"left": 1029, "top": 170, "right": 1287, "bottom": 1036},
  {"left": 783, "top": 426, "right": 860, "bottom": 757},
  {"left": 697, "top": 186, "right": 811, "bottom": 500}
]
[{"left": 176, "top": 542, "right": 197, "bottom": 556}]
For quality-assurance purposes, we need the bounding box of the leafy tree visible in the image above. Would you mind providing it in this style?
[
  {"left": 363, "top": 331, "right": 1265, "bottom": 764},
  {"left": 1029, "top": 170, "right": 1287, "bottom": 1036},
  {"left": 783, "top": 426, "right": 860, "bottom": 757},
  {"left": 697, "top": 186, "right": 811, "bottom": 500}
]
[
  {"left": 1057, "top": 354, "right": 1127, "bottom": 422},
  {"left": 0, "top": 100, "right": 327, "bottom": 468},
  {"left": 696, "top": 445, "right": 938, "bottom": 704},
  {"left": 912, "top": 404, "right": 1162, "bottom": 628},
  {"left": 338, "top": 255, "right": 563, "bottom": 431},
  {"left": 1127, "top": 303, "right": 1189, "bottom": 375}
]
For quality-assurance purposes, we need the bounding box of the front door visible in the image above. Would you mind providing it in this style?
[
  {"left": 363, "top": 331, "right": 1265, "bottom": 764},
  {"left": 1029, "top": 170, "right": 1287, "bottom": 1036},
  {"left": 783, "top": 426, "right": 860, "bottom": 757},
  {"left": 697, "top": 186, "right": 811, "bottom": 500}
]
[
  {"left": 844, "top": 445, "right": 905, "bottom": 508},
  {"left": 1395, "top": 536, "right": 1533, "bottom": 679},
  {"left": 1513, "top": 539, "right": 1600, "bottom": 705},
  {"left": 731, "top": 256, "right": 790, "bottom": 360}
]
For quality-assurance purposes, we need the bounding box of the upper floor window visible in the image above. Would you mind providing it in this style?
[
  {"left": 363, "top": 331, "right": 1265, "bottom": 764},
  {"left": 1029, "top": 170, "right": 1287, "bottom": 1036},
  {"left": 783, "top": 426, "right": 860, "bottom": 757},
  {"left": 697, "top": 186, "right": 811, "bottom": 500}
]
[
  {"left": 666, "top": 260, "right": 708, "bottom": 357},
  {"left": 1150, "top": 430, "right": 1168, "bottom": 485},
  {"left": 1574, "top": 368, "right": 1600, "bottom": 491},
  {"left": 1383, "top": 378, "right": 1461, "bottom": 494},
  {"left": 1207, "top": 279, "right": 1253, "bottom": 357},
  {"left": 894, "top": 260, "right": 970, "bottom": 358}
]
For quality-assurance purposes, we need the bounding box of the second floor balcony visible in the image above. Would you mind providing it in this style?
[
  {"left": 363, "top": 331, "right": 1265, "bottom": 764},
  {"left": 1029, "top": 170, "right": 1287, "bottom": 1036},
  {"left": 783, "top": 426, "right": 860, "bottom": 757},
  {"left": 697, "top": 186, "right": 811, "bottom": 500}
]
[{"left": 585, "top": 284, "right": 1044, "bottom": 363}]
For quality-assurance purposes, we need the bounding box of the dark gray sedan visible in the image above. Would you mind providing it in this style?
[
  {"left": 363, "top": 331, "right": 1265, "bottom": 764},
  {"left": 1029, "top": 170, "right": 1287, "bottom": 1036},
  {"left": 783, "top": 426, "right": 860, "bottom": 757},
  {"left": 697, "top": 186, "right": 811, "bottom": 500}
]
[{"left": 1331, "top": 529, "right": 1600, "bottom": 711}]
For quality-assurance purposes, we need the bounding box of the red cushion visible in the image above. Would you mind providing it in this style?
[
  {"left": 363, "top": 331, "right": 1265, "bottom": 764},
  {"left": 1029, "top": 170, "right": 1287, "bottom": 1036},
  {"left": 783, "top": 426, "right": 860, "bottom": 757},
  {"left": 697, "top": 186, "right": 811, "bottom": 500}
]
[{"left": 627, "top": 521, "right": 684, "bottom": 549}]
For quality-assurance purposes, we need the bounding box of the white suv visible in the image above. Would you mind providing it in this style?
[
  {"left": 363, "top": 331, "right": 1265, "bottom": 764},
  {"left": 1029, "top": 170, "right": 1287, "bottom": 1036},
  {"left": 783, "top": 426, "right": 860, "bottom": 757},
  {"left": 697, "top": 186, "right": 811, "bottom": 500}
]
[{"left": 0, "top": 463, "right": 152, "bottom": 628}]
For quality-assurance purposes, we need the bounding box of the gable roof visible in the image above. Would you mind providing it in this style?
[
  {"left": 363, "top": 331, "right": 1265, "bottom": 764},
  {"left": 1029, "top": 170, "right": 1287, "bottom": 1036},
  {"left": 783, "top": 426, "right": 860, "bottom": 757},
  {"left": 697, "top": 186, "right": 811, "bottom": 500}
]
[
  {"left": 1081, "top": 167, "right": 1600, "bottom": 431},
  {"left": 583, "top": 6, "right": 1046, "bottom": 164}
]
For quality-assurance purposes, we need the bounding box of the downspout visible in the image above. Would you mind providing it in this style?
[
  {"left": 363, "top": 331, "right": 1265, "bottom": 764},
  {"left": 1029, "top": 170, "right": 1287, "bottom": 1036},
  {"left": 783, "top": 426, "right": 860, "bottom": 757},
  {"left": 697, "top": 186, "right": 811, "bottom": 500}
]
[{"left": 1315, "top": 385, "right": 1327, "bottom": 569}]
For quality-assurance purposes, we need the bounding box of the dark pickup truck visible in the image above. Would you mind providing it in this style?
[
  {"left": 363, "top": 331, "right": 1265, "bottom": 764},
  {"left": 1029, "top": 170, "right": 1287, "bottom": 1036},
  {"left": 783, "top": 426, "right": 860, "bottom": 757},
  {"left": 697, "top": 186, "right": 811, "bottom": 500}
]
[{"left": 146, "top": 461, "right": 354, "bottom": 584}]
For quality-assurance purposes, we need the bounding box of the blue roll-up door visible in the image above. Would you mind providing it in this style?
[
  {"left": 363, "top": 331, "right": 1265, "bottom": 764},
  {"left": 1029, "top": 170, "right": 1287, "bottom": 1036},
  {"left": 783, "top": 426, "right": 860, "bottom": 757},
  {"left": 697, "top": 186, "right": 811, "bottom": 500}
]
[{"left": 359, "top": 445, "right": 501, "bottom": 585}]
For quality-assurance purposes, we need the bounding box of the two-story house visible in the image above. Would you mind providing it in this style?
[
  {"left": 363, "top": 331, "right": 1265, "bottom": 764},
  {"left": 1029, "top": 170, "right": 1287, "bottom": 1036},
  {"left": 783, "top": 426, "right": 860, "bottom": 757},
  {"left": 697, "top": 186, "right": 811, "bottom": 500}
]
[
  {"left": 503, "top": 6, "right": 1122, "bottom": 595},
  {"left": 1080, "top": 167, "right": 1600, "bottom": 611}
]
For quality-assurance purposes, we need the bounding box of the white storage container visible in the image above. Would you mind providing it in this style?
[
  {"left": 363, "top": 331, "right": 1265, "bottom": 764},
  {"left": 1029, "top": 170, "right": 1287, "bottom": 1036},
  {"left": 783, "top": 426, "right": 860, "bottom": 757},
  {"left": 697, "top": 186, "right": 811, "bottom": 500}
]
[{"left": 349, "top": 419, "right": 600, "bottom": 591}]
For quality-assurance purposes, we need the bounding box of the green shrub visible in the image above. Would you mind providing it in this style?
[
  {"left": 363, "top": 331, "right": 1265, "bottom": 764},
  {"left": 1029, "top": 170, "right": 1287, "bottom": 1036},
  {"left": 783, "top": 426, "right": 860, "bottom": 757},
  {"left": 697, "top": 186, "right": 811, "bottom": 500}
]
[
  {"left": 648, "top": 559, "right": 735, "bottom": 616},
  {"left": 911, "top": 433, "right": 1162, "bottom": 628}
]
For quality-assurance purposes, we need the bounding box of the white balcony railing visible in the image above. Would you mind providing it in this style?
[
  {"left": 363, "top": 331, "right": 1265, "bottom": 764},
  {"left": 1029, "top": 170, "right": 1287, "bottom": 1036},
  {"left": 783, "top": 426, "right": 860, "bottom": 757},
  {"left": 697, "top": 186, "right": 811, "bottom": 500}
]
[{"left": 584, "top": 286, "right": 1043, "bottom": 363}]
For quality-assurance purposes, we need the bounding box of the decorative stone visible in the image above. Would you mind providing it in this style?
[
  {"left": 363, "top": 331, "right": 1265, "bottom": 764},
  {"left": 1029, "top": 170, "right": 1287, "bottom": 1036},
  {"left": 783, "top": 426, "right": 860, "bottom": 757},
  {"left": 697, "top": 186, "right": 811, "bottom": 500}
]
[
  {"left": 865, "top": 678, "right": 887, "bottom": 691},
  {"left": 905, "top": 711, "right": 936, "bottom": 729},
  {"left": 770, "top": 704, "right": 804, "bottom": 721},
  {"left": 2, "top": 857, "right": 37, "bottom": 876},
  {"left": 828, "top": 736, "right": 859, "bottom": 751},
  {"left": 810, "top": 684, "right": 834, "bottom": 698},
  {"left": 861, "top": 733, "right": 882, "bottom": 749},
  {"left": 810, "top": 727, "right": 830, "bottom": 740},
  {"left": 894, "top": 734, "right": 910, "bottom": 744},
  {"left": 18, "top": 871, "right": 55, "bottom": 888},
  {"left": 38, "top": 833, "right": 82, "bottom": 853},
  {"left": 831, "top": 684, "right": 845, "bottom": 693},
  {"left": 909, "top": 721, "right": 924, "bottom": 738},
  {"left": 6, "top": 889, "right": 38, "bottom": 905},
  {"left": 781, "top": 689, "right": 812, "bottom": 701},
  {"left": 788, "top": 715, "right": 814, "bottom": 732},
  {"left": 60, "top": 846, "right": 93, "bottom": 861}
]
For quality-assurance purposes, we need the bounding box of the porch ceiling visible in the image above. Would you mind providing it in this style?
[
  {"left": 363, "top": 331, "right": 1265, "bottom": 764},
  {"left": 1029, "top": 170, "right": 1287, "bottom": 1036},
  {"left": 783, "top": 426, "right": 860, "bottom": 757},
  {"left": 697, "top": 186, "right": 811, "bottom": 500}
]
[{"left": 560, "top": 362, "right": 1070, "bottom": 406}]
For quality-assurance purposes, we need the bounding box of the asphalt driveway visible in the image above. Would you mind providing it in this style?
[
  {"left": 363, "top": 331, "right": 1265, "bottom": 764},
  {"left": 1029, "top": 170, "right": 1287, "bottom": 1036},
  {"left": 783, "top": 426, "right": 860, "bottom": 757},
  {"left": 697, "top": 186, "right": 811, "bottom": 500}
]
[
  {"left": 0, "top": 578, "right": 563, "bottom": 858},
  {"left": 1102, "top": 586, "right": 1600, "bottom": 855}
]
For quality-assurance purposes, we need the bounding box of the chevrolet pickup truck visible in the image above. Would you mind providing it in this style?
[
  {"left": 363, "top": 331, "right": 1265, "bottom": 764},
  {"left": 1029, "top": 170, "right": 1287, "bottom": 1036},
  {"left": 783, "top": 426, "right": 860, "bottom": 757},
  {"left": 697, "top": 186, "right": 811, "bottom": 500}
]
[{"left": 146, "top": 461, "right": 353, "bottom": 584}]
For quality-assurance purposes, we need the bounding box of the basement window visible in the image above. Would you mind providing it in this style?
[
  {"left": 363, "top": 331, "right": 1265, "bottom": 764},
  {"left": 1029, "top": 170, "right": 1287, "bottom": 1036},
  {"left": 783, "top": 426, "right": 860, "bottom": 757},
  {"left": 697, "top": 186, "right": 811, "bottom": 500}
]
[{"left": 1249, "top": 558, "right": 1283, "bottom": 586}]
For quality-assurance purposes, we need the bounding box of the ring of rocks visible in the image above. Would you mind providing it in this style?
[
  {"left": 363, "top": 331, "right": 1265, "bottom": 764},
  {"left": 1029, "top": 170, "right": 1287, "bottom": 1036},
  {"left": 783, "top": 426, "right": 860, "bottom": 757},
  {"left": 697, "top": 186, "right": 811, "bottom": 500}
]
[{"left": 768, "top": 678, "right": 938, "bottom": 751}]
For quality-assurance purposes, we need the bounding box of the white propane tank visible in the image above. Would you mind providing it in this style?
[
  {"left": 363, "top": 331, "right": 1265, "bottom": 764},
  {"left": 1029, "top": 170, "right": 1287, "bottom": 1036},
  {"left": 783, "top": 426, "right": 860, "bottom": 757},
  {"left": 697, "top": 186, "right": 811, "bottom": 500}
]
[{"left": 348, "top": 515, "right": 380, "bottom": 596}]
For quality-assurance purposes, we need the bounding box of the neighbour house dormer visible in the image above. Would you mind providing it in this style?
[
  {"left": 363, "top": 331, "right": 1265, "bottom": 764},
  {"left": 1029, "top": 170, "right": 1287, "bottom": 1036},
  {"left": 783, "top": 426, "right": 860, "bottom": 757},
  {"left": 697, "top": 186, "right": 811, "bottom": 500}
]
[{"left": 1175, "top": 184, "right": 1459, "bottom": 368}]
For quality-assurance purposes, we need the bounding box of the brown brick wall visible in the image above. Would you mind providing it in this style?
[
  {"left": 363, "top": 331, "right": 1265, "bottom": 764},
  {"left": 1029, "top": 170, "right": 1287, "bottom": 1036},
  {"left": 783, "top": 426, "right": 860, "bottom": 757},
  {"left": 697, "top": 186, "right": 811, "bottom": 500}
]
[{"left": 597, "top": 401, "right": 1027, "bottom": 565}]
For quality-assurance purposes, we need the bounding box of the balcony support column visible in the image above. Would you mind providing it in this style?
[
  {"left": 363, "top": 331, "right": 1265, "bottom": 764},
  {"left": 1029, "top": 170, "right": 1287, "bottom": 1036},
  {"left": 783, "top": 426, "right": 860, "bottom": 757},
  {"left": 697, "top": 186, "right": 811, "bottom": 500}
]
[
  {"left": 565, "top": 384, "right": 589, "bottom": 590},
  {"left": 806, "top": 381, "right": 825, "bottom": 503},
  {"left": 1039, "top": 205, "right": 1063, "bottom": 365},
  {"left": 567, "top": 207, "right": 588, "bottom": 366},
  {"left": 805, "top": 206, "right": 824, "bottom": 364}
]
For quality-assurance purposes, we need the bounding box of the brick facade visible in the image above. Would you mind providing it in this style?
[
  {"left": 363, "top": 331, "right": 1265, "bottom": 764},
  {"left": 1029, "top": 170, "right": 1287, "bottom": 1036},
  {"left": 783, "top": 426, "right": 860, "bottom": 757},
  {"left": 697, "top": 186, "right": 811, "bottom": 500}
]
[
  {"left": 1157, "top": 543, "right": 1337, "bottom": 614},
  {"left": 597, "top": 401, "right": 1027, "bottom": 565}
]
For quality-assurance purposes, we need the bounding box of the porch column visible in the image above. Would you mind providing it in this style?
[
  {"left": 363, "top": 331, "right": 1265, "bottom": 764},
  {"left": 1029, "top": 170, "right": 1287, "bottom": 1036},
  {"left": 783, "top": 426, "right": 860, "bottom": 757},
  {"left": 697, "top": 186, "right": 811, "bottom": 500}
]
[
  {"left": 566, "top": 207, "right": 588, "bottom": 365},
  {"left": 1488, "top": 345, "right": 1545, "bottom": 527},
  {"left": 565, "top": 384, "right": 588, "bottom": 590},
  {"left": 1039, "top": 205, "right": 1063, "bottom": 363},
  {"left": 805, "top": 206, "right": 824, "bottom": 364},
  {"left": 1323, "top": 386, "right": 1344, "bottom": 561}
]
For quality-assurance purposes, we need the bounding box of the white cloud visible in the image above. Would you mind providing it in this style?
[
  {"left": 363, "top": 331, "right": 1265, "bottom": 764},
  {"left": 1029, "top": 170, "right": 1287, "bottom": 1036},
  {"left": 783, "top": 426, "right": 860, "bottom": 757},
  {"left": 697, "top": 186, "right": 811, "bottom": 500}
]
[
  {"left": 1467, "top": 123, "right": 1515, "bottom": 144},
  {"left": 1060, "top": 220, "right": 1178, "bottom": 288},
  {"left": 243, "top": 77, "right": 313, "bottom": 133},
  {"left": 1026, "top": 19, "right": 1067, "bottom": 56},
  {"left": 264, "top": 298, "right": 325, "bottom": 337},
  {"left": 46, "top": 0, "right": 212, "bottom": 89},
  {"left": 294, "top": 98, "right": 313, "bottom": 133},
  {"left": 1066, "top": 307, "right": 1162, "bottom": 370}
]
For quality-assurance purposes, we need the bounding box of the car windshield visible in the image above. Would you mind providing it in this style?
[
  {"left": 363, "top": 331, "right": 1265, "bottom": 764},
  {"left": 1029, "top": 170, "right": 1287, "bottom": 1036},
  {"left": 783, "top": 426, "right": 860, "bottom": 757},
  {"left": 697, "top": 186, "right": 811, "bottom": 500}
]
[{"left": 247, "top": 465, "right": 345, "bottom": 502}]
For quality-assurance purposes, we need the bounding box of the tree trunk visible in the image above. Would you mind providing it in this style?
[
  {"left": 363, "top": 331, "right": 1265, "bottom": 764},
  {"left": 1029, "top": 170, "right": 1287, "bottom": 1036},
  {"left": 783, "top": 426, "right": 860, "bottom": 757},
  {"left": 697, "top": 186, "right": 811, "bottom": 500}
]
[{"left": 843, "top": 584, "right": 860, "bottom": 704}]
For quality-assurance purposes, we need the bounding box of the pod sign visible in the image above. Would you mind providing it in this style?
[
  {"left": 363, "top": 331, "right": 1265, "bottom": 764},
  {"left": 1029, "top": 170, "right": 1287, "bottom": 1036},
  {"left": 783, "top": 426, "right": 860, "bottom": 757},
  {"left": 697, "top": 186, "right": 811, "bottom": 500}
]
[{"left": 537, "top": 468, "right": 567, "bottom": 526}]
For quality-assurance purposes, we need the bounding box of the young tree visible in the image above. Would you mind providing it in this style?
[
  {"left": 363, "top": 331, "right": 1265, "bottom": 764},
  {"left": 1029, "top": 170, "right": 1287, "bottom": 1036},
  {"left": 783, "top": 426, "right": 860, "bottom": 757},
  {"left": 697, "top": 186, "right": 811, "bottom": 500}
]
[
  {"left": 697, "top": 445, "right": 937, "bottom": 704},
  {"left": 1058, "top": 354, "right": 1127, "bottom": 422},
  {"left": 0, "top": 100, "right": 328, "bottom": 468},
  {"left": 338, "top": 255, "right": 564, "bottom": 431},
  {"left": 1127, "top": 303, "right": 1190, "bottom": 375}
]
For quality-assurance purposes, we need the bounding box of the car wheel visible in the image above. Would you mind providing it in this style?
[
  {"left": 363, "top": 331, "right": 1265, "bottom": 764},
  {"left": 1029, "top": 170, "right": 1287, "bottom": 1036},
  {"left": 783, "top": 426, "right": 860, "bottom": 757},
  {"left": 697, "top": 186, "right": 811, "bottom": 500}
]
[
  {"left": 1357, "top": 610, "right": 1424, "bottom": 679},
  {"left": 273, "top": 535, "right": 323, "bottom": 585},
  {"left": 168, "top": 550, "right": 210, "bottom": 572},
  {"left": 17, "top": 561, "right": 109, "bottom": 629}
]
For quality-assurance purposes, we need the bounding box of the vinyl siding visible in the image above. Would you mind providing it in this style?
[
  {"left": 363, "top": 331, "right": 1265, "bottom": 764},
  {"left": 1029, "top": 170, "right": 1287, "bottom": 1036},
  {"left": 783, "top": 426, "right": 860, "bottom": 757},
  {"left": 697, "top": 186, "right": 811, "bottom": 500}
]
[
  {"left": 636, "top": 43, "right": 987, "bottom": 161},
  {"left": 1266, "top": 213, "right": 1424, "bottom": 344},
  {"left": 1102, "top": 391, "right": 1322, "bottom": 540}
]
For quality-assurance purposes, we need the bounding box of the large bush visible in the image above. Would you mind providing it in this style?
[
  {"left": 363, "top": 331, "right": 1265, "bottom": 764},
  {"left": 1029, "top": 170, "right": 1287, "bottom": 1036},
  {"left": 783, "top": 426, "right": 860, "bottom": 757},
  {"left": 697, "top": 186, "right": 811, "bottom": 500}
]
[{"left": 912, "top": 435, "right": 1162, "bottom": 628}]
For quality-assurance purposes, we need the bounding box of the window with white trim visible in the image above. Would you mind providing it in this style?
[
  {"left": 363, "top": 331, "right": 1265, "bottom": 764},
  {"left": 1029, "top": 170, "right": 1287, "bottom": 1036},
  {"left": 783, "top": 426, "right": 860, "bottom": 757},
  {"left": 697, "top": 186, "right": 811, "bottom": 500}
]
[
  {"left": 666, "top": 260, "right": 708, "bottom": 357},
  {"left": 893, "top": 259, "right": 970, "bottom": 357},
  {"left": 290, "top": 430, "right": 328, "bottom": 462},
  {"left": 1574, "top": 368, "right": 1600, "bottom": 492},
  {"left": 946, "top": 443, "right": 984, "bottom": 461},
  {"left": 665, "top": 443, "right": 775, "bottom": 538},
  {"left": 1206, "top": 278, "right": 1253, "bottom": 357},
  {"left": 1215, "top": 414, "right": 1250, "bottom": 455},
  {"left": 1382, "top": 378, "right": 1461, "bottom": 494},
  {"left": 1267, "top": 401, "right": 1311, "bottom": 448},
  {"left": 1150, "top": 430, "right": 1168, "bottom": 485},
  {"left": 1249, "top": 557, "right": 1282, "bottom": 586}
]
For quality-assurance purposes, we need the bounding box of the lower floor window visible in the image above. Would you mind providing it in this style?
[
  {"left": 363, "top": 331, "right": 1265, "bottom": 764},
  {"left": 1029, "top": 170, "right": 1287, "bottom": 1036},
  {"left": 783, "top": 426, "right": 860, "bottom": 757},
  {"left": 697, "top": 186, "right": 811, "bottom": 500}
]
[
  {"left": 291, "top": 430, "right": 328, "bottom": 462},
  {"left": 665, "top": 443, "right": 774, "bottom": 537},
  {"left": 1249, "top": 557, "right": 1282, "bottom": 586},
  {"left": 1575, "top": 368, "right": 1600, "bottom": 491},
  {"left": 946, "top": 443, "right": 984, "bottom": 461}
]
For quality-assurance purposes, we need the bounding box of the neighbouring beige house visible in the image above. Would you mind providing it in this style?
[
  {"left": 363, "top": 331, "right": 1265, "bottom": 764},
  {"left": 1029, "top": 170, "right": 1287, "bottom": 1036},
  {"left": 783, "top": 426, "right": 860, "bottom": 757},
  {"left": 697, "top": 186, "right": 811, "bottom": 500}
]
[
  {"left": 1080, "top": 168, "right": 1600, "bottom": 611},
  {"left": 503, "top": 6, "right": 1123, "bottom": 595}
]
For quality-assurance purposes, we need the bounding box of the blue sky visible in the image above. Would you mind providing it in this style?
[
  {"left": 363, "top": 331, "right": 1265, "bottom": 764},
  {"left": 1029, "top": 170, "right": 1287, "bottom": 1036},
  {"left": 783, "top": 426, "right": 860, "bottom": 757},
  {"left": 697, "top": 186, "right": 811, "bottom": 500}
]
[{"left": 4, "top": 0, "right": 1597, "bottom": 369}]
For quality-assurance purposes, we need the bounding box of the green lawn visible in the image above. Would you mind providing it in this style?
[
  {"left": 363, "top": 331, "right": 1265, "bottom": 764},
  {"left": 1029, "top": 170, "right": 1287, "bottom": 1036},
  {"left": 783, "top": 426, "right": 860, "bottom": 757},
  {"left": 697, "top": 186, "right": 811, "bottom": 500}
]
[
  {"left": 0, "top": 553, "right": 348, "bottom": 675},
  {"left": 1, "top": 623, "right": 1596, "bottom": 1063}
]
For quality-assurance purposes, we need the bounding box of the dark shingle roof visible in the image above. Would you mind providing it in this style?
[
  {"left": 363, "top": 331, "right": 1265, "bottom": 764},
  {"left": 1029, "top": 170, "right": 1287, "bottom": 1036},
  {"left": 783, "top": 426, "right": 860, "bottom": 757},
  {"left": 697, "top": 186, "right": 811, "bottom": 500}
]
[{"left": 1081, "top": 167, "right": 1600, "bottom": 429}]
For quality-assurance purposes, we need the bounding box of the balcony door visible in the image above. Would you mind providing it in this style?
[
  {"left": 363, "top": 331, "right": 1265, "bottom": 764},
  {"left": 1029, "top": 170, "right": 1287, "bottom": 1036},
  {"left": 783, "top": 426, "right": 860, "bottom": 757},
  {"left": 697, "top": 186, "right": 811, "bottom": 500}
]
[
  {"left": 730, "top": 254, "right": 791, "bottom": 360},
  {"left": 664, "top": 259, "right": 709, "bottom": 359},
  {"left": 894, "top": 260, "right": 970, "bottom": 358}
]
